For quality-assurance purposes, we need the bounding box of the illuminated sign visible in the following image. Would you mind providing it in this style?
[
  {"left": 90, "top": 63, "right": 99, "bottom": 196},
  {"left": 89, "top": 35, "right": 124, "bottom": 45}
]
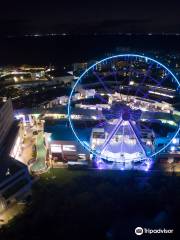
[
  {"left": 51, "top": 144, "right": 62, "bottom": 153},
  {"left": 51, "top": 144, "right": 76, "bottom": 153},
  {"left": 63, "top": 145, "right": 76, "bottom": 152}
]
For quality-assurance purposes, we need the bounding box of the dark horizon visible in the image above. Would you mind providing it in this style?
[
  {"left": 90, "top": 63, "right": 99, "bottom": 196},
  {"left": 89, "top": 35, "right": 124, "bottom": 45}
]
[
  {"left": 0, "top": 19, "right": 180, "bottom": 36},
  {"left": 0, "top": 0, "right": 180, "bottom": 35}
]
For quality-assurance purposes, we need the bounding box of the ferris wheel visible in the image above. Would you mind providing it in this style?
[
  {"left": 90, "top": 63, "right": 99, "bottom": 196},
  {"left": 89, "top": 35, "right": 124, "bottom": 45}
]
[{"left": 68, "top": 54, "right": 180, "bottom": 169}]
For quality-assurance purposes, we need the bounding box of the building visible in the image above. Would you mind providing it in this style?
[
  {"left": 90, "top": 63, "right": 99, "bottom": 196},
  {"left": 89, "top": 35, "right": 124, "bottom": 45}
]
[
  {"left": 44, "top": 123, "right": 90, "bottom": 166},
  {"left": 0, "top": 98, "right": 14, "bottom": 153},
  {"left": 49, "top": 140, "right": 78, "bottom": 162},
  {"left": 9, "top": 122, "right": 24, "bottom": 160},
  {"left": 0, "top": 98, "right": 32, "bottom": 213},
  {"left": 0, "top": 157, "right": 31, "bottom": 213},
  {"left": 0, "top": 65, "right": 49, "bottom": 85},
  {"left": 48, "top": 70, "right": 74, "bottom": 85},
  {"left": 73, "top": 62, "right": 88, "bottom": 72}
]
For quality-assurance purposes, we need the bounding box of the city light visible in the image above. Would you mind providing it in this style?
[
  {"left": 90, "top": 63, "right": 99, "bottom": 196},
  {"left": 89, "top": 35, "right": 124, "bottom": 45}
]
[
  {"left": 51, "top": 144, "right": 62, "bottom": 153},
  {"left": 172, "top": 138, "right": 179, "bottom": 144},
  {"left": 14, "top": 76, "right": 18, "bottom": 82},
  {"left": 148, "top": 90, "right": 174, "bottom": 98},
  {"left": 170, "top": 146, "right": 176, "bottom": 152}
]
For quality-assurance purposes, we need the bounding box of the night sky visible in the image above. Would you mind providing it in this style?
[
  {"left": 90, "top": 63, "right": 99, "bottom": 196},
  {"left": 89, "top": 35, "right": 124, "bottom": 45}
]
[{"left": 0, "top": 0, "right": 180, "bottom": 34}]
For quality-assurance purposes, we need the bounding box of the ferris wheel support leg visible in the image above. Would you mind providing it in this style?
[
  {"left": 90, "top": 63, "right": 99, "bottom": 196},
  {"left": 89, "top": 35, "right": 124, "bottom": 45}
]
[{"left": 100, "top": 118, "right": 123, "bottom": 156}]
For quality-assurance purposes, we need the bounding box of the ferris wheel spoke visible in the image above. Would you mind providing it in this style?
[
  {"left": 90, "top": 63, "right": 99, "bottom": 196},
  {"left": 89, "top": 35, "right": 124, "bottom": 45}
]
[
  {"left": 95, "top": 93, "right": 108, "bottom": 104},
  {"left": 115, "top": 70, "right": 123, "bottom": 100},
  {"left": 93, "top": 71, "right": 112, "bottom": 95},
  {"left": 112, "top": 68, "right": 119, "bottom": 92},
  {"left": 125, "top": 63, "right": 134, "bottom": 102},
  {"left": 142, "top": 73, "right": 170, "bottom": 100},
  {"left": 134, "top": 63, "right": 154, "bottom": 97},
  {"left": 120, "top": 123, "right": 125, "bottom": 157},
  {"left": 95, "top": 120, "right": 106, "bottom": 128},
  {"left": 149, "top": 76, "right": 161, "bottom": 85},
  {"left": 140, "top": 121, "right": 151, "bottom": 130},
  {"left": 136, "top": 87, "right": 147, "bottom": 98},
  {"left": 149, "top": 75, "right": 166, "bottom": 85},
  {"left": 135, "top": 73, "right": 170, "bottom": 103}
]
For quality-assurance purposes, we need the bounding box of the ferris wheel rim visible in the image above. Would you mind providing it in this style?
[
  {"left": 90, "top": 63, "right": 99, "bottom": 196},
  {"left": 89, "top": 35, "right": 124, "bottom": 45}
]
[{"left": 67, "top": 53, "right": 180, "bottom": 162}]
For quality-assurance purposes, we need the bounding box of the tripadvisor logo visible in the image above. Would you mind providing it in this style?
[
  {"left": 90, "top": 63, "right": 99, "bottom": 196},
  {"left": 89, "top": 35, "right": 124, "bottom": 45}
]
[
  {"left": 135, "top": 227, "right": 174, "bottom": 235},
  {"left": 135, "top": 227, "right": 143, "bottom": 235}
]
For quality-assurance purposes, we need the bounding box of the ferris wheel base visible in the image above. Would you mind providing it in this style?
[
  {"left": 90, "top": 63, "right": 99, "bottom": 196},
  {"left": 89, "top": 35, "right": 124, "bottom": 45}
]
[
  {"left": 95, "top": 156, "right": 152, "bottom": 171},
  {"left": 99, "top": 151, "right": 148, "bottom": 163}
]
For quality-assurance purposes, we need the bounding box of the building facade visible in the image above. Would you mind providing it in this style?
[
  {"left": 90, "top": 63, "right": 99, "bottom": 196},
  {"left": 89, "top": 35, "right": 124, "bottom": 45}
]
[{"left": 0, "top": 98, "right": 14, "bottom": 151}]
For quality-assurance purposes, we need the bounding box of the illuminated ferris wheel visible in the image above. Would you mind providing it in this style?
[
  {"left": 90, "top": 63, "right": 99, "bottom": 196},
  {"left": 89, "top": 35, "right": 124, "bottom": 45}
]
[{"left": 68, "top": 54, "right": 180, "bottom": 169}]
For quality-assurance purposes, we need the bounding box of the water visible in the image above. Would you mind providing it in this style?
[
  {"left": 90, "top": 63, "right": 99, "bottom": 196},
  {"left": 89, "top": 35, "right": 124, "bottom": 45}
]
[
  {"left": 44, "top": 120, "right": 91, "bottom": 142},
  {"left": 0, "top": 34, "right": 180, "bottom": 66}
]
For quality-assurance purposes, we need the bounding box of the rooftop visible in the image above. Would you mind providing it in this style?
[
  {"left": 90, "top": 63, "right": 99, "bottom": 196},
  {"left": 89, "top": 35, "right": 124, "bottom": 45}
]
[{"left": 0, "top": 157, "right": 26, "bottom": 183}]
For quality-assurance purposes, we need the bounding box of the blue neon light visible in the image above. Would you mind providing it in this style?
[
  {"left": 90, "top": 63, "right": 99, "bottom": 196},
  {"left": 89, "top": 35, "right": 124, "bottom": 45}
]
[{"left": 67, "top": 54, "right": 180, "bottom": 161}]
